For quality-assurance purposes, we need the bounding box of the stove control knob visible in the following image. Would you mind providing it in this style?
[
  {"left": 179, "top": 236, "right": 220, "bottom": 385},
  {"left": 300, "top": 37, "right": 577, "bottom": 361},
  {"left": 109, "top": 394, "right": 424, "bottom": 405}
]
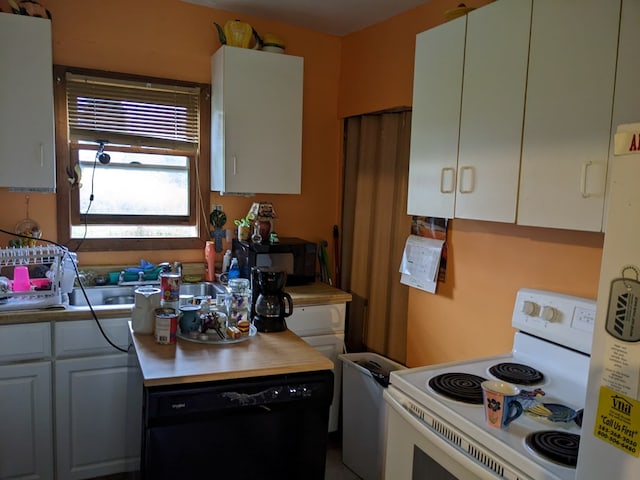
[
  {"left": 522, "top": 301, "right": 539, "bottom": 316},
  {"left": 540, "top": 305, "right": 558, "bottom": 322}
]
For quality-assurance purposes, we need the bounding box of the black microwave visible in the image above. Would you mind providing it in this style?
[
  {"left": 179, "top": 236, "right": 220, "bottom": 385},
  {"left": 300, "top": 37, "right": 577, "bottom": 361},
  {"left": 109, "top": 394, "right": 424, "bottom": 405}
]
[{"left": 232, "top": 237, "right": 316, "bottom": 286}]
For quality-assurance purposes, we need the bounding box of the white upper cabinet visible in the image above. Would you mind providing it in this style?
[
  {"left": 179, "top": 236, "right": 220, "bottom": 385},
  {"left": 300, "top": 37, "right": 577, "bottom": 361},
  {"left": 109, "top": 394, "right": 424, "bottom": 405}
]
[
  {"left": 456, "top": 0, "right": 531, "bottom": 222},
  {"left": 0, "top": 14, "right": 55, "bottom": 192},
  {"left": 407, "top": 0, "right": 531, "bottom": 222},
  {"left": 210, "top": 46, "right": 303, "bottom": 195},
  {"left": 604, "top": 0, "right": 640, "bottom": 231},
  {"left": 517, "top": 0, "right": 620, "bottom": 232},
  {"left": 610, "top": 0, "right": 640, "bottom": 140},
  {"left": 407, "top": 16, "right": 466, "bottom": 218}
]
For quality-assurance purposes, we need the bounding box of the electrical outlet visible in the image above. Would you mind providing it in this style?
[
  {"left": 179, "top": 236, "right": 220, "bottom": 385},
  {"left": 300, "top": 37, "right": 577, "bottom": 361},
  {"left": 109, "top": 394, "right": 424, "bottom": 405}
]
[{"left": 211, "top": 204, "right": 223, "bottom": 212}]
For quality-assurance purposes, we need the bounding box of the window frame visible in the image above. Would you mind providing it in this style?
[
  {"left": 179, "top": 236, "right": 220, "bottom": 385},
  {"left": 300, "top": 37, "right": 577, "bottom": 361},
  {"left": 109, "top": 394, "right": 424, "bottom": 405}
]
[{"left": 53, "top": 65, "right": 211, "bottom": 252}]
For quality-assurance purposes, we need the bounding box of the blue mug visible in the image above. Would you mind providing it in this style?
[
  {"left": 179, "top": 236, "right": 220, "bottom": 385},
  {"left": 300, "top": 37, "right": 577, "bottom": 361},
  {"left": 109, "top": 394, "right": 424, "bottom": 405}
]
[{"left": 178, "top": 305, "right": 201, "bottom": 334}]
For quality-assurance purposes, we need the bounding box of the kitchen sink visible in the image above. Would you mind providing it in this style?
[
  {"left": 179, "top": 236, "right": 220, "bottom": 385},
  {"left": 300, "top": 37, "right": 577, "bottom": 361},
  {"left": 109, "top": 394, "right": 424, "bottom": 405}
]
[{"left": 67, "top": 282, "right": 227, "bottom": 307}]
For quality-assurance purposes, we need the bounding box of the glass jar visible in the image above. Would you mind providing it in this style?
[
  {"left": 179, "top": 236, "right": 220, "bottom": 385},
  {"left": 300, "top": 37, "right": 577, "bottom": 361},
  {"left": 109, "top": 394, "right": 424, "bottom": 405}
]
[{"left": 225, "top": 278, "right": 250, "bottom": 327}]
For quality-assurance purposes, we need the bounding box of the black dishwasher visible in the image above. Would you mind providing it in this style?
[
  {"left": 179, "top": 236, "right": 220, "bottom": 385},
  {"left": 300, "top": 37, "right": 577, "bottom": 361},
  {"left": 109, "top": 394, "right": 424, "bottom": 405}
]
[{"left": 141, "top": 370, "right": 333, "bottom": 480}]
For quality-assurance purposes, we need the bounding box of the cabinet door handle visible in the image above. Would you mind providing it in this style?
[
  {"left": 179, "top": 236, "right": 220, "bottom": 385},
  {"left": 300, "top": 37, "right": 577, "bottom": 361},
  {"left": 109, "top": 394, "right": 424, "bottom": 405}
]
[
  {"left": 39, "top": 143, "right": 44, "bottom": 168},
  {"left": 232, "top": 155, "right": 237, "bottom": 176},
  {"left": 458, "top": 166, "right": 475, "bottom": 194},
  {"left": 440, "top": 167, "right": 456, "bottom": 194},
  {"left": 580, "top": 161, "right": 593, "bottom": 198}
]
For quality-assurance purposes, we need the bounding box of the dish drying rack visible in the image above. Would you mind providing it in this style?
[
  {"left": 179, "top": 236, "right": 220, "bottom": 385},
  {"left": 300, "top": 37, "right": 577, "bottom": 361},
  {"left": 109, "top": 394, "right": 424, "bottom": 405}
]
[{"left": 0, "top": 246, "right": 71, "bottom": 311}]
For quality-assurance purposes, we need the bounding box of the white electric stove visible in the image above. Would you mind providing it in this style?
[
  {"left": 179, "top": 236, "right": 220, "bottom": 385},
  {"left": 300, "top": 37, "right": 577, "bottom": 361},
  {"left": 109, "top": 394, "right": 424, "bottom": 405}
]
[{"left": 384, "top": 289, "right": 596, "bottom": 480}]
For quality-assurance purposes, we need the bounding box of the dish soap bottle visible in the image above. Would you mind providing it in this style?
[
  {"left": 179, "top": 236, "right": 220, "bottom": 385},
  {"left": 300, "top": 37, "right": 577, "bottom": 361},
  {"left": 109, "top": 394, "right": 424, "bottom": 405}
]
[
  {"left": 228, "top": 257, "right": 240, "bottom": 280},
  {"left": 222, "top": 249, "right": 232, "bottom": 273},
  {"left": 204, "top": 241, "right": 216, "bottom": 282}
]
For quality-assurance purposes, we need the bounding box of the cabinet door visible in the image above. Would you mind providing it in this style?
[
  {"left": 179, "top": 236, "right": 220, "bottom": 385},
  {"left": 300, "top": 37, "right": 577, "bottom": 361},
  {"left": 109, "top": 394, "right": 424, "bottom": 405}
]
[
  {"left": 302, "top": 333, "right": 344, "bottom": 433},
  {"left": 0, "top": 362, "right": 53, "bottom": 480},
  {"left": 518, "top": 0, "right": 620, "bottom": 231},
  {"left": 211, "top": 46, "right": 303, "bottom": 194},
  {"left": 455, "top": 0, "right": 531, "bottom": 222},
  {"left": 55, "top": 318, "right": 131, "bottom": 357},
  {"left": 55, "top": 354, "right": 143, "bottom": 480},
  {"left": 407, "top": 16, "right": 466, "bottom": 218},
  {"left": 0, "top": 14, "right": 55, "bottom": 191},
  {"left": 0, "top": 322, "right": 51, "bottom": 363},
  {"left": 604, "top": 0, "right": 640, "bottom": 231}
]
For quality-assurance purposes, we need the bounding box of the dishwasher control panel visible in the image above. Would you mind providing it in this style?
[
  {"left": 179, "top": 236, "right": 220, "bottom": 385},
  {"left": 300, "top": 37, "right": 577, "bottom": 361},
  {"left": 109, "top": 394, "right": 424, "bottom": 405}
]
[{"left": 145, "top": 370, "right": 334, "bottom": 420}]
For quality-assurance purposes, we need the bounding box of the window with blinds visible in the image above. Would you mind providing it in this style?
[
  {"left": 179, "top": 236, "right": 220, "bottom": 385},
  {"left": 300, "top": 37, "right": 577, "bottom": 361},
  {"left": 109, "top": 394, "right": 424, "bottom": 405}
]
[
  {"left": 65, "top": 72, "right": 200, "bottom": 150},
  {"left": 54, "top": 66, "right": 211, "bottom": 251}
]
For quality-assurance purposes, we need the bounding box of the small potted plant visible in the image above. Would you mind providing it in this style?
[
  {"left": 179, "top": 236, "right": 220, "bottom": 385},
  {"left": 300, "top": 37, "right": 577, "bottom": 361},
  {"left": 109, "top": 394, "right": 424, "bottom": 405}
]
[{"left": 234, "top": 214, "right": 253, "bottom": 241}]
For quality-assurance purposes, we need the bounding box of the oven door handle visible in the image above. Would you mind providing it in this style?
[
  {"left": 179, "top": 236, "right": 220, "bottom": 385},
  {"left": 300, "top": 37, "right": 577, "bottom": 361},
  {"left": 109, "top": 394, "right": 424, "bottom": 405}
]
[{"left": 384, "top": 387, "right": 438, "bottom": 436}]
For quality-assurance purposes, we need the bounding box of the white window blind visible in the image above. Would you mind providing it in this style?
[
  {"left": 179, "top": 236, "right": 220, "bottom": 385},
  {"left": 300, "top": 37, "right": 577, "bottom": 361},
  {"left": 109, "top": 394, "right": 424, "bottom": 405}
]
[{"left": 65, "top": 72, "right": 200, "bottom": 150}]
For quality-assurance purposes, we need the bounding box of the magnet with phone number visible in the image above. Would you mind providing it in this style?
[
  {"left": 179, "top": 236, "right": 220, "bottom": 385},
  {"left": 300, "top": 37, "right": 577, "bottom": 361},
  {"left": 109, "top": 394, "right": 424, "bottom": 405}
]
[{"left": 594, "top": 386, "right": 640, "bottom": 457}]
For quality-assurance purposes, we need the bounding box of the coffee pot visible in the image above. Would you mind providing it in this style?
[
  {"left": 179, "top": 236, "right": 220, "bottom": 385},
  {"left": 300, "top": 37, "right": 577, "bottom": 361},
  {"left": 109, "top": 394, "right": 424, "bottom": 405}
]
[
  {"left": 251, "top": 267, "right": 292, "bottom": 332},
  {"left": 131, "top": 286, "right": 161, "bottom": 334}
]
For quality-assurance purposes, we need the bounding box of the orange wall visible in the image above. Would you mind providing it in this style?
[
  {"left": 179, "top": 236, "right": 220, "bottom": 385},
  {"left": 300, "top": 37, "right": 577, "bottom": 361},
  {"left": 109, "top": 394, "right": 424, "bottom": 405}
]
[
  {"left": 0, "top": 0, "right": 342, "bottom": 266},
  {"left": 1, "top": 0, "right": 606, "bottom": 367},
  {"left": 338, "top": 0, "right": 604, "bottom": 366}
]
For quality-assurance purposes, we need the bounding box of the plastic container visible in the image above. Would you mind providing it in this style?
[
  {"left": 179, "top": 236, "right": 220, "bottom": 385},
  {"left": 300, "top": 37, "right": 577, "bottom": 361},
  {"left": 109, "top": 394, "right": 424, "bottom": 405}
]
[
  {"left": 339, "top": 352, "right": 406, "bottom": 480},
  {"left": 12, "top": 266, "right": 31, "bottom": 292}
]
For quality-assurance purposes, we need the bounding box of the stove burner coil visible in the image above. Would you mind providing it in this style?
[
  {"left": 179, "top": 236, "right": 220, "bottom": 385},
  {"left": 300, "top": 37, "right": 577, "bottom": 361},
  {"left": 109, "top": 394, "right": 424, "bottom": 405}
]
[
  {"left": 525, "top": 430, "right": 580, "bottom": 467},
  {"left": 489, "top": 362, "right": 544, "bottom": 386},
  {"left": 428, "top": 373, "right": 486, "bottom": 404}
]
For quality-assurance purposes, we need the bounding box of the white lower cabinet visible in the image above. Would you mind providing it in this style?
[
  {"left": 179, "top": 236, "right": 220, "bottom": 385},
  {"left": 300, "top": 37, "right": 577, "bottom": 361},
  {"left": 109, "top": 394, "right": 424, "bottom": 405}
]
[
  {"left": 55, "top": 354, "right": 142, "bottom": 480},
  {"left": 0, "top": 322, "right": 53, "bottom": 480},
  {"left": 54, "top": 318, "right": 142, "bottom": 480},
  {"left": 288, "top": 304, "right": 346, "bottom": 433},
  {"left": 0, "top": 362, "right": 54, "bottom": 480},
  {"left": 301, "top": 332, "right": 344, "bottom": 433}
]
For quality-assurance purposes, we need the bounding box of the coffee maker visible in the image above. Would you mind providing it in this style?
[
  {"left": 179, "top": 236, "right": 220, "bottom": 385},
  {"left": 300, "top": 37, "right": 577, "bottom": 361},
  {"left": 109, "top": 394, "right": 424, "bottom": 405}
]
[{"left": 251, "top": 267, "right": 293, "bottom": 332}]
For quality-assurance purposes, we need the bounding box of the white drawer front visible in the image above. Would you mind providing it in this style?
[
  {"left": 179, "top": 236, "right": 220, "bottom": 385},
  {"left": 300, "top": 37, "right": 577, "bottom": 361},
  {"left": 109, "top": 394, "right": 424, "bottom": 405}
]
[
  {"left": 0, "top": 322, "right": 51, "bottom": 363},
  {"left": 55, "top": 318, "right": 130, "bottom": 357},
  {"left": 288, "top": 303, "right": 345, "bottom": 336}
]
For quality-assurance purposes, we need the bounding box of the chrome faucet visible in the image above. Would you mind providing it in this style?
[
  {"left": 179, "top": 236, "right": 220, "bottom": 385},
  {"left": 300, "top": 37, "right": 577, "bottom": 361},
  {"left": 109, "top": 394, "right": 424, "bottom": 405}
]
[{"left": 172, "top": 261, "right": 182, "bottom": 275}]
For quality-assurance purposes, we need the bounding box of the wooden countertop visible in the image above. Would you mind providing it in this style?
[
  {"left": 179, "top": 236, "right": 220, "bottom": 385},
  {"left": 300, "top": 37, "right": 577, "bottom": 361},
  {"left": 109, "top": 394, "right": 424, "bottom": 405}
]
[
  {"left": 0, "top": 282, "right": 351, "bottom": 325},
  {"left": 130, "top": 324, "right": 334, "bottom": 387},
  {"left": 286, "top": 282, "right": 352, "bottom": 306},
  {"left": 0, "top": 304, "right": 133, "bottom": 324}
]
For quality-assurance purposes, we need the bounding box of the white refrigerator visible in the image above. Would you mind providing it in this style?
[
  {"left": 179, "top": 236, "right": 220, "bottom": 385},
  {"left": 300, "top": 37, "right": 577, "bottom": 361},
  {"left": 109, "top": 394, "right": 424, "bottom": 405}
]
[{"left": 577, "top": 123, "right": 640, "bottom": 478}]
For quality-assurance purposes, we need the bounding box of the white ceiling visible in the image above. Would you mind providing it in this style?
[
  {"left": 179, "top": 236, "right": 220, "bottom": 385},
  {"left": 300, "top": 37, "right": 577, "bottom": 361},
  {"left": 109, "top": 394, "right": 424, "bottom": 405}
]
[{"left": 182, "top": 0, "right": 431, "bottom": 36}]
